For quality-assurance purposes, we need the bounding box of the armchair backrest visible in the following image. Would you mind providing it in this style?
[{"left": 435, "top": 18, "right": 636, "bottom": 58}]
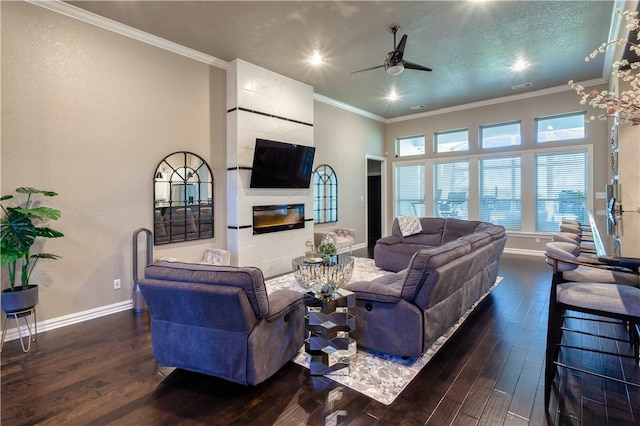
[{"left": 142, "top": 261, "right": 269, "bottom": 319}]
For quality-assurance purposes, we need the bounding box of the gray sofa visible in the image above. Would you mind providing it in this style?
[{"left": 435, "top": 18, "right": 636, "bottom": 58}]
[
  {"left": 374, "top": 217, "right": 505, "bottom": 272},
  {"left": 346, "top": 217, "right": 507, "bottom": 357},
  {"left": 138, "top": 261, "right": 305, "bottom": 386}
]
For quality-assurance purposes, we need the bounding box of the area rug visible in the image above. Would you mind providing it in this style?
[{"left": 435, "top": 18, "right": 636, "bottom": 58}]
[{"left": 265, "top": 258, "right": 502, "bottom": 405}]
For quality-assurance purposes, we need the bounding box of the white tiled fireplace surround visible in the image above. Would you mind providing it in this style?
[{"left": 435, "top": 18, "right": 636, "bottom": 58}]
[{"left": 227, "top": 59, "right": 314, "bottom": 278}]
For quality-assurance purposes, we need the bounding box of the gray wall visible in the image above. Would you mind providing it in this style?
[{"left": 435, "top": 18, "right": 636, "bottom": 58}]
[
  {"left": 313, "top": 101, "right": 385, "bottom": 245},
  {"left": 1, "top": 1, "right": 387, "bottom": 323},
  {"left": 2, "top": 2, "right": 227, "bottom": 321}
]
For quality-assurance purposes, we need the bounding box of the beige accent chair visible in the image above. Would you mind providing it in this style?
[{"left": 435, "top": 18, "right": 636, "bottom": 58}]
[{"left": 314, "top": 228, "right": 356, "bottom": 253}]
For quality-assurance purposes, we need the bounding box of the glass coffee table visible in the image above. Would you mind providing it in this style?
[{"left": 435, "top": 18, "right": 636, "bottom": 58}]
[{"left": 291, "top": 254, "right": 355, "bottom": 297}]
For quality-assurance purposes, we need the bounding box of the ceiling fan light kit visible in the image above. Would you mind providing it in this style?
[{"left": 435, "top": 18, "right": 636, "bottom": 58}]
[
  {"left": 352, "top": 25, "right": 432, "bottom": 76},
  {"left": 386, "top": 62, "right": 404, "bottom": 76}
]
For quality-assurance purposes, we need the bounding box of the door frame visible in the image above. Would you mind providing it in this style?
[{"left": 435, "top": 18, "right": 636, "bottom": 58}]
[{"left": 365, "top": 154, "right": 387, "bottom": 243}]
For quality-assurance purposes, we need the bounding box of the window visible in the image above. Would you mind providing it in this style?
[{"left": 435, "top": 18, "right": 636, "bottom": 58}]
[
  {"left": 395, "top": 163, "right": 425, "bottom": 216},
  {"left": 313, "top": 164, "right": 337, "bottom": 224},
  {"left": 536, "top": 112, "right": 586, "bottom": 143},
  {"left": 479, "top": 157, "right": 521, "bottom": 230},
  {"left": 396, "top": 135, "right": 425, "bottom": 157},
  {"left": 480, "top": 121, "right": 521, "bottom": 148},
  {"left": 535, "top": 151, "right": 588, "bottom": 232},
  {"left": 434, "top": 161, "right": 469, "bottom": 219},
  {"left": 434, "top": 129, "right": 469, "bottom": 153}
]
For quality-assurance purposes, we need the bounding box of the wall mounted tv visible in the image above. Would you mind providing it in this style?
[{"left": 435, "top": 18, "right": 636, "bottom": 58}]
[{"left": 249, "top": 138, "right": 316, "bottom": 188}]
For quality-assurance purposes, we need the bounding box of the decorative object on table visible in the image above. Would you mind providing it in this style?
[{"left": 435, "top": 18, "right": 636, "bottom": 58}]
[
  {"left": 317, "top": 233, "right": 337, "bottom": 262},
  {"left": 314, "top": 228, "right": 356, "bottom": 255},
  {"left": 304, "top": 288, "right": 356, "bottom": 375},
  {"left": 0, "top": 187, "right": 64, "bottom": 352},
  {"left": 292, "top": 254, "right": 354, "bottom": 298},
  {"left": 569, "top": 8, "right": 640, "bottom": 125},
  {"left": 305, "top": 239, "right": 315, "bottom": 259}
]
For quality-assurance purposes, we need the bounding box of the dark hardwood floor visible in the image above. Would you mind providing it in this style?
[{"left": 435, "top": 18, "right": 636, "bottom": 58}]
[{"left": 2, "top": 252, "right": 639, "bottom": 425}]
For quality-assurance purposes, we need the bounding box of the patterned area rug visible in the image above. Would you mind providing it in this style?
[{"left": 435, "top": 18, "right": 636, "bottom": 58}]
[{"left": 265, "top": 257, "right": 502, "bottom": 405}]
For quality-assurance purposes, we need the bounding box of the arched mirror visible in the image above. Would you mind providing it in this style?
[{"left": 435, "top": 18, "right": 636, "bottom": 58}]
[
  {"left": 313, "top": 164, "right": 338, "bottom": 224},
  {"left": 153, "top": 151, "right": 214, "bottom": 245}
]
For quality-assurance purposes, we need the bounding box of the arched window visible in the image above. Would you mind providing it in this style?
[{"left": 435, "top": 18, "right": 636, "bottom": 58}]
[
  {"left": 153, "top": 151, "right": 214, "bottom": 245},
  {"left": 313, "top": 164, "right": 337, "bottom": 224}
]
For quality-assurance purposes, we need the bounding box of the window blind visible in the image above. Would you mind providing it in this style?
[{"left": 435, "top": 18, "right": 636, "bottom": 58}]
[
  {"left": 479, "top": 157, "right": 521, "bottom": 229},
  {"left": 535, "top": 151, "right": 588, "bottom": 231},
  {"left": 434, "top": 161, "right": 469, "bottom": 219},
  {"left": 395, "top": 164, "right": 425, "bottom": 216}
]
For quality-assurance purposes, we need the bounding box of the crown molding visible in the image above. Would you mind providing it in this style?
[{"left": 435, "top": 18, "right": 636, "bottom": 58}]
[
  {"left": 313, "top": 93, "right": 386, "bottom": 123},
  {"left": 386, "top": 78, "right": 608, "bottom": 124},
  {"left": 26, "top": 0, "right": 229, "bottom": 70}
]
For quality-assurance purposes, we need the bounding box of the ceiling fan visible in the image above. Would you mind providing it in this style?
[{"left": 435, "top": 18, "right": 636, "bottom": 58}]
[{"left": 352, "top": 25, "right": 432, "bottom": 76}]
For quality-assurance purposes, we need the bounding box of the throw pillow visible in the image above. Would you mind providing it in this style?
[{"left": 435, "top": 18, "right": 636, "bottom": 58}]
[{"left": 397, "top": 215, "right": 423, "bottom": 237}]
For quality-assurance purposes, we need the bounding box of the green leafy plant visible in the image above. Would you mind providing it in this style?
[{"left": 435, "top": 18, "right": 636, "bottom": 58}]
[{"left": 0, "top": 187, "right": 64, "bottom": 291}]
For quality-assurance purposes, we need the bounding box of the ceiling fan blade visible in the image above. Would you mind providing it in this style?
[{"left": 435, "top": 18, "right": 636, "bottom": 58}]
[
  {"left": 395, "top": 34, "right": 408, "bottom": 55},
  {"left": 403, "top": 60, "right": 432, "bottom": 72},
  {"left": 351, "top": 64, "right": 385, "bottom": 74}
]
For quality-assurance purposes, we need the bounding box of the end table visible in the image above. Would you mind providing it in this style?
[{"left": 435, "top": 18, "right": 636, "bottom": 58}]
[{"left": 304, "top": 288, "right": 357, "bottom": 375}]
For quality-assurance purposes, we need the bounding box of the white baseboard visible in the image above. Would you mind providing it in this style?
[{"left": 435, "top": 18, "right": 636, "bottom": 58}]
[
  {"left": 337, "top": 242, "right": 368, "bottom": 254},
  {"left": 503, "top": 247, "right": 545, "bottom": 257},
  {"left": 2, "top": 299, "right": 133, "bottom": 343}
]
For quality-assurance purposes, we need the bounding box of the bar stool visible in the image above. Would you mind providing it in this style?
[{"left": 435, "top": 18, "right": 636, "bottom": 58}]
[{"left": 544, "top": 242, "right": 640, "bottom": 410}]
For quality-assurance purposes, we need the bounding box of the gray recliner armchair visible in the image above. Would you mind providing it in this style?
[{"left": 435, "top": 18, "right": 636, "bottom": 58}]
[{"left": 138, "top": 261, "right": 305, "bottom": 386}]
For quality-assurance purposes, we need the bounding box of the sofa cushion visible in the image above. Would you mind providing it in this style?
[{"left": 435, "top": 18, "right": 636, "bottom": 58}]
[
  {"left": 441, "top": 218, "right": 482, "bottom": 243},
  {"left": 423, "top": 239, "right": 471, "bottom": 270},
  {"left": 460, "top": 232, "right": 491, "bottom": 250},
  {"left": 144, "top": 261, "right": 269, "bottom": 318},
  {"left": 346, "top": 275, "right": 403, "bottom": 303},
  {"left": 476, "top": 223, "right": 507, "bottom": 241},
  {"left": 376, "top": 235, "right": 402, "bottom": 246}
]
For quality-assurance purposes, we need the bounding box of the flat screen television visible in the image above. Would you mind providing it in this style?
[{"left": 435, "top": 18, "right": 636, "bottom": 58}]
[{"left": 249, "top": 138, "right": 316, "bottom": 188}]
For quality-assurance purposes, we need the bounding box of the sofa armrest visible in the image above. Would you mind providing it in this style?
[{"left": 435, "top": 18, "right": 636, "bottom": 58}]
[
  {"left": 266, "top": 289, "right": 304, "bottom": 322},
  {"left": 346, "top": 280, "right": 402, "bottom": 303},
  {"left": 376, "top": 235, "right": 401, "bottom": 246}
]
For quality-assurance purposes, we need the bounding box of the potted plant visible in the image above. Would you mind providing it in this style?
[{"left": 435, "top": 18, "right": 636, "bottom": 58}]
[{"left": 0, "top": 187, "right": 64, "bottom": 313}]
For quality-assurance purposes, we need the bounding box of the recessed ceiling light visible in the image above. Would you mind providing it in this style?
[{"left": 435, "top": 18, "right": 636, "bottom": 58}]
[
  {"left": 512, "top": 58, "right": 529, "bottom": 71},
  {"left": 310, "top": 50, "right": 323, "bottom": 65},
  {"left": 387, "top": 89, "right": 399, "bottom": 101}
]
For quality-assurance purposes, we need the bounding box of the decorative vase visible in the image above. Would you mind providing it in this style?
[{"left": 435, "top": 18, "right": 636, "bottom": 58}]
[
  {"left": 1, "top": 285, "right": 38, "bottom": 313},
  {"left": 305, "top": 239, "right": 315, "bottom": 259},
  {"left": 317, "top": 234, "right": 337, "bottom": 262}
]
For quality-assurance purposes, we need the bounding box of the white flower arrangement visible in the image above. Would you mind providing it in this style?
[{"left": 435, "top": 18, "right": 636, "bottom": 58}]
[{"left": 569, "top": 9, "right": 640, "bottom": 125}]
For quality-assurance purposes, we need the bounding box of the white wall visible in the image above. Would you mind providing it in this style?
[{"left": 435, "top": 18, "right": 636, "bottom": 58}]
[{"left": 226, "top": 59, "right": 315, "bottom": 277}]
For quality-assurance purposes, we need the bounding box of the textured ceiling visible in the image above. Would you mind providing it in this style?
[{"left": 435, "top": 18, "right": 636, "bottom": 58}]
[{"left": 67, "top": 1, "right": 617, "bottom": 120}]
